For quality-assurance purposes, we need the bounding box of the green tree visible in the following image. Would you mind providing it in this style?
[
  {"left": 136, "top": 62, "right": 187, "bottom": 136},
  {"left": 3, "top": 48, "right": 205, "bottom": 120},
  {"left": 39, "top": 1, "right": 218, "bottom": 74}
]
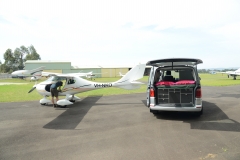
[
  {"left": 2, "top": 45, "right": 41, "bottom": 73},
  {"left": 3, "top": 49, "right": 18, "bottom": 73},
  {"left": 25, "top": 45, "right": 41, "bottom": 60},
  {"left": 14, "top": 45, "right": 29, "bottom": 70}
]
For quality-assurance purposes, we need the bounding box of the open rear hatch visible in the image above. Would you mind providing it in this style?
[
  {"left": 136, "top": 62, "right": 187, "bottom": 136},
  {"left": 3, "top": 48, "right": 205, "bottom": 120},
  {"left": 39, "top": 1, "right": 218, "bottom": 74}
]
[
  {"left": 146, "top": 58, "right": 203, "bottom": 67},
  {"left": 148, "top": 58, "right": 203, "bottom": 107}
]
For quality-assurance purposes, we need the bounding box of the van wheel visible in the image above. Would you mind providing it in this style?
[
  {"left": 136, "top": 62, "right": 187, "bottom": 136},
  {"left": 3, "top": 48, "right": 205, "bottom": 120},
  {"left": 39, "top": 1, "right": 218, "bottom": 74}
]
[
  {"left": 150, "top": 109, "right": 158, "bottom": 114},
  {"left": 195, "top": 108, "right": 203, "bottom": 117}
]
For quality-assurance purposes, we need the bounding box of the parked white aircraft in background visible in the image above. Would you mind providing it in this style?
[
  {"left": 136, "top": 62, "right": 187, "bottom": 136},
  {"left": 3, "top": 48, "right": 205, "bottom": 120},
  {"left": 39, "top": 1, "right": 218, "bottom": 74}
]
[
  {"left": 209, "top": 70, "right": 216, "bottom": 74},
  {"left": 28, "top": 64, "right": 146, "bottom": 107},
  {"left": 219, "top": 68, "right": 240, "bottom": 80},
  {"left": 11, "top": 66, "right": 100, "bottom": 81},
  {"left": 119, "top": 72, "right": 126, "bottom": 77},
  {"left": 11, "top": 66, "right": 45, "bottom": 80},
  {"left": 30, "top": 71, "right": 101, "bottom": 81}
]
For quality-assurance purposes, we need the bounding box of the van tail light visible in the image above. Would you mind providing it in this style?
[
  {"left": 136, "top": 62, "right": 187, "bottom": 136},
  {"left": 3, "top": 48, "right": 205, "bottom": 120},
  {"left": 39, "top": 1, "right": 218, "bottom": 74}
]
[
  {"left": 195, "top": 88, "right": 202, "bottom": 98},
  {"left": 150, "top": 89, "right": 155, "bottom": 97}
]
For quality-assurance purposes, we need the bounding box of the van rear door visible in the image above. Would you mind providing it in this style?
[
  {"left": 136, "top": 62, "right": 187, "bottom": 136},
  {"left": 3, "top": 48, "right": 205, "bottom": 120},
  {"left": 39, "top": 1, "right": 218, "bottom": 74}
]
[{"left": 146, "top": 58, "right": 203, "bottom": 67}]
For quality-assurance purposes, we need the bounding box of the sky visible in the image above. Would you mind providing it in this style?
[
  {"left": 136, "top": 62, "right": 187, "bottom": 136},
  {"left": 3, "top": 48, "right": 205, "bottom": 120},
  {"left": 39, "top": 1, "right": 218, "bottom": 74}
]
[{"left": 0, "top": 0, "right": 240, "bottom": 69}]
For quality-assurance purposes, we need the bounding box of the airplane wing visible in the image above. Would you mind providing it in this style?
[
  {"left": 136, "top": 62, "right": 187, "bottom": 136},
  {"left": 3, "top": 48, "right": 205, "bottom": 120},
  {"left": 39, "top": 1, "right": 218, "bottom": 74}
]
[
  {"left": 46, "top": 73, "right": 87, "bottom": 78},
  {"left": 41, "top": 71, "right": 60, "bottom": 77},
  {"left": 41, "top": 72, "right": 90, "bottom": 77}
]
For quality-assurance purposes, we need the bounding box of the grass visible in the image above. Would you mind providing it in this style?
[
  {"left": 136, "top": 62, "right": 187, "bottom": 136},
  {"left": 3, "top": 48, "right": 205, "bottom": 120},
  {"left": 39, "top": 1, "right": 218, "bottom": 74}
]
[
  {"left": 0, "top": 73, "right": 239, "bottom": 102},
  {"left": 199, "top": 73, "right": 240, "bottom": 86},
  {"left": 0, "top": 77, "right": 148, "bottom": 102}
]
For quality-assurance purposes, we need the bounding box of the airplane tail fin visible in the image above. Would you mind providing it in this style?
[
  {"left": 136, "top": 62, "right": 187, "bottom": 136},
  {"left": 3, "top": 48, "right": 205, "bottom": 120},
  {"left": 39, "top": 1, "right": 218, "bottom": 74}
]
[
  {"left": 30, "top": 66, "right": 45, "bottom": 76},
  {"left": 235, "top": 68, "right": 240, "bottom": 72},
  {"left": 114, "top": 64, "right": 146, "bottom": 90}
]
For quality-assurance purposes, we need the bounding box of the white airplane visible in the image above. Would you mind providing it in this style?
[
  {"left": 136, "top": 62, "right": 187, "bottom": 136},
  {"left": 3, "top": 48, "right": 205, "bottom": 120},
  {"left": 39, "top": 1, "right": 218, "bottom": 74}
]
[
  {"left": 28, "top": 64, "right": 146, "bottom": 107},
  {"left": 11, "top": 66, "right": 45, "bottom": 80},
  {"left": 219, "top": 68, "right": 240, "bottom": 80},
  {"left": 11, "top": 66, "right": 100, "bottom": 81}
]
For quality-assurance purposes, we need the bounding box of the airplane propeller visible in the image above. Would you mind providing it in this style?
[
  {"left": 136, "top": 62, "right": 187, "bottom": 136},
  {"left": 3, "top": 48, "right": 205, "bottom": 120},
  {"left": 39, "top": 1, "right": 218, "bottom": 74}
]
[
  {"left": 28, "top": 82, "right": 38, "bottom": 93},
  {"left": 28, "top": 86, "right": 36, "bottom": 93}
]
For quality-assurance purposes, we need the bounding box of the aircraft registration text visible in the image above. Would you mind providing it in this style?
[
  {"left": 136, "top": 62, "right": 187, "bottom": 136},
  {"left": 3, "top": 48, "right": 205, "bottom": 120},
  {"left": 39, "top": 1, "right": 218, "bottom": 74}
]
[{"left": 94, "top": 83, "right": 112, "bottom": 88}]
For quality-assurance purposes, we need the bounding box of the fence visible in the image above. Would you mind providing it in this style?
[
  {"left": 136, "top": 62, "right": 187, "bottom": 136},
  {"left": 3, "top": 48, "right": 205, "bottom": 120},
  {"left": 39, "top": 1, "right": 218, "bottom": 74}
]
[{"left": 0, "top": 73, "right": 11, "bottom": 79}]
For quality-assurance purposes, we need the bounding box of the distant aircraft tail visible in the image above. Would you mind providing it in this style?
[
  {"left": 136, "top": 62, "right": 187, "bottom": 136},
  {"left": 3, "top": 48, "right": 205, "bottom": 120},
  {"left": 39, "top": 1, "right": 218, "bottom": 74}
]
[
  {"left": 113, "top": 64, "right": 146, "bottom": 90},
  {"left": 30, "top": 66, "right": 45, "bottom": 76}
]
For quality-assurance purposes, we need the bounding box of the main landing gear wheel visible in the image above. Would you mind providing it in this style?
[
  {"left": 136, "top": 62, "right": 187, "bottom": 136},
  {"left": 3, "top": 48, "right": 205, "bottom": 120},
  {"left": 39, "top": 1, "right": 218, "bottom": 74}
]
[
  {"left": 58, "top": 105, "right": 67, "bottom": 108},
  {"left": 69, "top": 100, "right": 75, "bottom": 103}
]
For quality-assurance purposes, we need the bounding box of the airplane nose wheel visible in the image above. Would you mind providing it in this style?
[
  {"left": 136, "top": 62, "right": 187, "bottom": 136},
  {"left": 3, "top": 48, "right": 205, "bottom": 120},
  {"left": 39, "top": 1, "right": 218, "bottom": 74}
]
[{"left": 69, "top": 100, "right": 75, "bottom": 103}]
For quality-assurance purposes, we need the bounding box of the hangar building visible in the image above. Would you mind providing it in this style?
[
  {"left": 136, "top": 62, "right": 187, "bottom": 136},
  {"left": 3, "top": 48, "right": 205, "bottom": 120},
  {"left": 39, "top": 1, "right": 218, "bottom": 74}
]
[{"left": 24, "top": 60, "right": 144, "bottom": 78}]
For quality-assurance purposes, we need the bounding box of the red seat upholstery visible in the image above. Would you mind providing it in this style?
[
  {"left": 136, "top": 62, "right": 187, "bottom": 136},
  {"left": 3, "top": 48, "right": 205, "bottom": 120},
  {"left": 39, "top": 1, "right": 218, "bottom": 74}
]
[
  {"left": 155, "top": 80, "right": 195, "bottom": 86},
  {"left": 155, "top": 81, "right": 175, "bottom": 86},
  {"left": 175, "top": 80, "right": 195, "bottom": 85}
]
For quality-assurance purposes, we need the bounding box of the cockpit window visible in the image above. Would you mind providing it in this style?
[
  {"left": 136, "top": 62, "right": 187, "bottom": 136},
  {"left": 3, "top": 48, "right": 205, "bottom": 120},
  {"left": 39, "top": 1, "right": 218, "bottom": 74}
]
[{"left": 67, "top": 79, "right": 75, "bottom": 84}]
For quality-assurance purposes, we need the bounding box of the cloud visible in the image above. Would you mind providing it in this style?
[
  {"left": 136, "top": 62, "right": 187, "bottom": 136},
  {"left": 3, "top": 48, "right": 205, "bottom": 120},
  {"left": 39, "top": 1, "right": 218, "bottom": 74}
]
[{"left": 1, "top": 0, "right": 240, "bottom": 68}]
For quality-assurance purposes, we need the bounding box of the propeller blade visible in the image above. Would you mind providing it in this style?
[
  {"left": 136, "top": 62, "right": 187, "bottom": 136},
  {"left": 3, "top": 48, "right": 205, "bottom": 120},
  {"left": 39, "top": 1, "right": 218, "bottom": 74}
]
[{"left": 28, "top": 87, "right": 36, "bottom": 93}]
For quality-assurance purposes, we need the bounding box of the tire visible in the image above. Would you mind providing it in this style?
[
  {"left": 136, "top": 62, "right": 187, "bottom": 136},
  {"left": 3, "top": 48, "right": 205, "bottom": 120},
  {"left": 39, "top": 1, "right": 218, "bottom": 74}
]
[
  {"left": 195, "top": 107, "right": 203, "bottom": 117},
  {"left": 69, "top": 100, "right": 75, "bottom": 103},
  {"left": 150, "top": 109, "right": 158, "bottom": 114},
  {"left": 40, "top": 103, "right": 46, "bottom": 105}
]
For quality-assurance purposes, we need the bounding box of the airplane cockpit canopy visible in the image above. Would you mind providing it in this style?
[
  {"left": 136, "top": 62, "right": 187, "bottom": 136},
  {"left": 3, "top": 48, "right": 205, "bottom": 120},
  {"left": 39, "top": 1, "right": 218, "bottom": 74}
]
[{"left": 46, "top": 76, "right": 67, "bottom": 82}]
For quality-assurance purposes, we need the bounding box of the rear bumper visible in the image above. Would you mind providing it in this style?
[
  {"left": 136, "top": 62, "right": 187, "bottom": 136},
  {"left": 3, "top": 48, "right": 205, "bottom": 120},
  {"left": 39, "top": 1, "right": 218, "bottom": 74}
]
[
  {"left": 149, "top": 98, "right": 202, "bottom": 112},
  {"left": 150, "top": 105, "right": 202, "bottom": 112}
]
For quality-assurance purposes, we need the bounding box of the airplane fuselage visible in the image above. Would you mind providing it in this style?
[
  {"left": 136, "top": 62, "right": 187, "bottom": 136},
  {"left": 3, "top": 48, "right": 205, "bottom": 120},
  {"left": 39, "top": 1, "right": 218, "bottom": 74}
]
[
  {"left": 28, "top": 63, "right": 146, "bottom": 106},
  {"left": 35, "top": 76, "right": 115, "bottom": 97}
]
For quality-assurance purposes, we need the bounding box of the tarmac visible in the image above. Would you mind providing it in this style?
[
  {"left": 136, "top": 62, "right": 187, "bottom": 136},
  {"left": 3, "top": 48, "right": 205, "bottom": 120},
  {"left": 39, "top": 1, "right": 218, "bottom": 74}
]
[{"left": 0, "top": 86, "right": 240, "bottom": 160}]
